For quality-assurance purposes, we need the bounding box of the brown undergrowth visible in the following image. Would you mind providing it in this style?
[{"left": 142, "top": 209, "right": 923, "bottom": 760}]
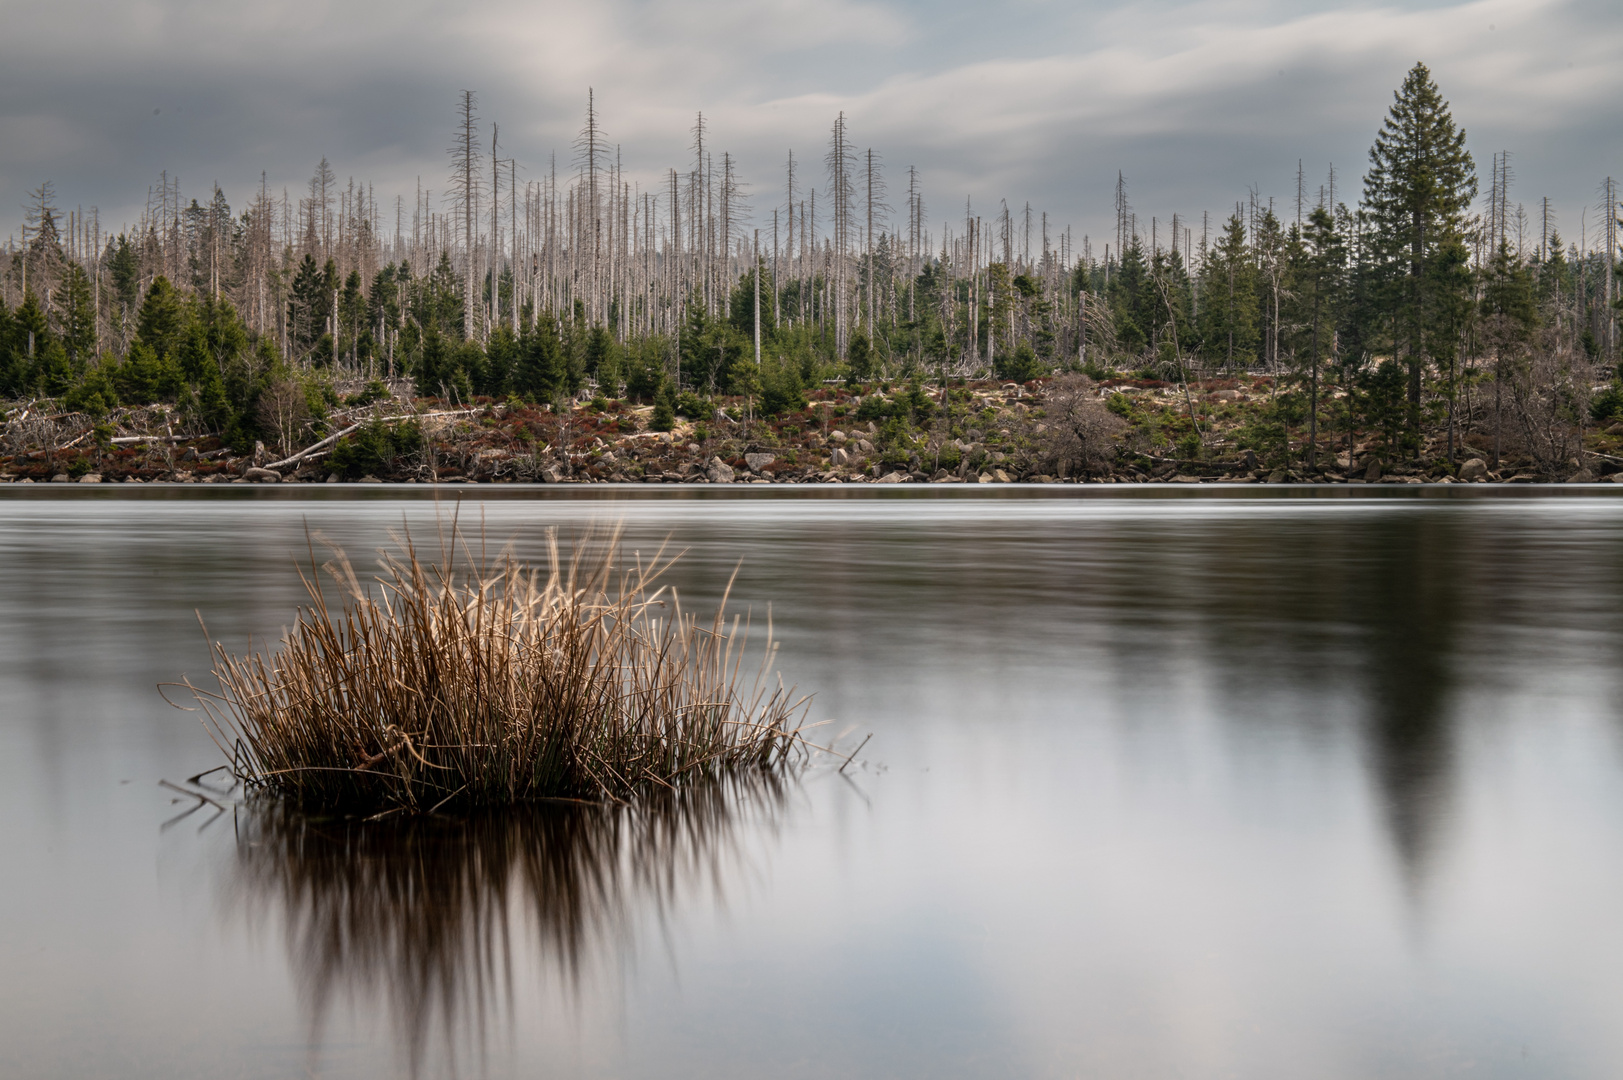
[{"left": 186, "top": 520, "right": 813, "bottom": 813}]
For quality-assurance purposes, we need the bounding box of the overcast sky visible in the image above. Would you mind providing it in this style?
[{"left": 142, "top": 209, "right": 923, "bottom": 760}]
[{"left": 2, "top": 0, "right": 1620, "bottom": 256}]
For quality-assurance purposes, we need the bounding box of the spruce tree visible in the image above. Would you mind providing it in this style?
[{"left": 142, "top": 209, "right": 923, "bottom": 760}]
[
  {"left": 1361, "top": 61, "right": 1477, "bottom": 454},
  {"left": 1196, "top": 214, "right": 1257, "bottom": 370},
  {"left": 1291, "top": 206, "right": 1348, "bottom": 468}
]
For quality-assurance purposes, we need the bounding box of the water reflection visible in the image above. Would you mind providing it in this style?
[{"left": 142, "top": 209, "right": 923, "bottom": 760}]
[
  {"left": 230, "top": 778, "right": 788, "bottom": 1076},
  {"left": 1355, "top": 516, "right": 1461, "bottom": 887}
]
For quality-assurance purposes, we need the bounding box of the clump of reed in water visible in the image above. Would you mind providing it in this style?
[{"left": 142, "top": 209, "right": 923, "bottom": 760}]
[{"left": 189, "top": 523, "right": 812, "bottom": 813}]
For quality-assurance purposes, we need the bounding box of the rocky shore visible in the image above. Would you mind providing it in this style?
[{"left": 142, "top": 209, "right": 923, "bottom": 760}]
[{"left": 4, "top": 378, "right": 1618, "bottom": 487}]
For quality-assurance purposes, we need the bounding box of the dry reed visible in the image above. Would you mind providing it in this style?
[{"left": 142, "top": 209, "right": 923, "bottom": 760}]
[{"left": 188, "top": 520, "right": 812, "bottom": 812}]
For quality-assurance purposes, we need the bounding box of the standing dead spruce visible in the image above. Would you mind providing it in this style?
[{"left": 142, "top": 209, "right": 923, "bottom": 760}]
[{"left": 187, "top": 524, "right": 814, "bottom": 813}]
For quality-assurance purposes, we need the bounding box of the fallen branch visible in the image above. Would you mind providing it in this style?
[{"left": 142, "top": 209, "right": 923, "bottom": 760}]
[{"left": 264, "top": 408, "right": 481, "bottom": 471}]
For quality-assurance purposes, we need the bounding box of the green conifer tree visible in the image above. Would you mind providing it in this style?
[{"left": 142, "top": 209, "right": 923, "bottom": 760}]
[{"left": 1361, "top": 61, "right": 1477, "bottom": 453}]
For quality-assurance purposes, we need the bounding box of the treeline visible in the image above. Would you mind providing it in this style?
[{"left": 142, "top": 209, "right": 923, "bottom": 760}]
[{"left": 1, "top": 63, "right": 1619, "bottom": 464}]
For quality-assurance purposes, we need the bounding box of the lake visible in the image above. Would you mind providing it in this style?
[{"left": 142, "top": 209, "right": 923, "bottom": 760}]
[{"left": 3, "top": 485, "right": 1623, "bottom": 1079}]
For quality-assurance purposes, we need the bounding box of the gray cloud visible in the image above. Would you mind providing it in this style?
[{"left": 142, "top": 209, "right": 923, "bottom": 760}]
[{"left": 2, "top": 0, "right": 1618, "bottom": 253}]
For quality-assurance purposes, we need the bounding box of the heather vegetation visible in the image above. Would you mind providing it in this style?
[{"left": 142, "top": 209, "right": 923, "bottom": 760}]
[{"left": 2, "top": 63, "right": 1621, "bottom": 485}]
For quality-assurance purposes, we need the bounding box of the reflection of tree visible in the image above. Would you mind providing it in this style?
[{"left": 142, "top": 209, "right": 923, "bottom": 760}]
[
  {"left": 231, "top": 779, "right": 786, "bottom": 1076},
  {"left": 1355, "top": 516, "right": 1459, "bottom": 890},
  {"left": 1090, "top": 509, "right": 1463, "bottom": 889}
]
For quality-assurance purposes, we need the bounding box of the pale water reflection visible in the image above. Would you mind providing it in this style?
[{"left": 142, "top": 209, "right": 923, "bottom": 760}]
[{"left": 3, "top": 487, "right": 1623, "bottom": 1078}]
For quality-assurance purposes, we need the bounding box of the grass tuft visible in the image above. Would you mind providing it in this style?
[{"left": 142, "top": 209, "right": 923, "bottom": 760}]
[{"left": 188, "top": 520, "right": 812, "bottom": 813}]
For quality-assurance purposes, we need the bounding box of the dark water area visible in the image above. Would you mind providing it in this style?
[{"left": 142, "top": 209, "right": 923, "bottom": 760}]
[{"left": 4, "top": 485, "right": 1623, "bottom": 1078}]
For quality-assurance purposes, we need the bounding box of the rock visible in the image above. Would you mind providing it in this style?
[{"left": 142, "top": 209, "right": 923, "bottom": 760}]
[
  {"left": 706, "top": 463, "right": 736, "bottom": 484},
  {"left": 77, "top": 472, "right": 102, "bottom": 483},
  {"left": 180, "top": 447, "right": 199, "bottom": 462},
  {"left": 252, "top": 440, "right": 267, "bottom": 465},
  {"left": 1608, "top": 423, "right": 1623, "bottom": 436},
  {"left": 326, "top": 472, "right": 341, "bottom": 483},
  {"left": 1266, "top": 469, "right": 1288, "bottom": 484},
  {"left": 1566, "top": 468, "right": 1595, "bottom": 484},
  {"left": 829, "top": 430, "right": 849, "bottom": 444},
  {"left": 1458, "top": 457, "right": 1488, "bottom": 482},
  {"left": 876, "top": 471, "right": 908, "bottom": 483},
  {"left": 359, "top": 475, "right": 384, "bottom": 484},
  {"left": 975, "top": 472, "right": 993, "bottom": 483},
  {"left": 51, "top": 473, "right": 70, "bottom": 483},
  {"left": 856, "top": 439, "right": 874, "bottom": 454},
  {"left": 541, "top": 465, "right": 565, "bottom": 484},
  {"left": 831, "top": 447, "right": 849, "bottom": 465},
  {"left": 243, "top": 467, "right": 281, "bottom": 483},
  {"left": 1030, "top": 474, "right": 1055, "bottom": 483},
  {"left": 992, "top": 469, "right": 1012, "bottom": 483},
  {"left": 1608, "top": 474, "right": 1623, "bottom": 484},
  {"left": 744, "top": 453, "right": 776, "bottom": 473},
  {"left": 1364, "top": 458, "right": 1382, "bottom": 482},
  {"left": 1171, "top": 474, "right": 1201, "bottom": 483},
  {"left": 1241, "top": 450, "right": 1259, "bottom": 471}
]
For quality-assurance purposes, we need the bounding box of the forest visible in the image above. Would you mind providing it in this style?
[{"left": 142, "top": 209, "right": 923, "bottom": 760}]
[{"left": 1, "top": 61, "right": 1620, "bottom": 485}]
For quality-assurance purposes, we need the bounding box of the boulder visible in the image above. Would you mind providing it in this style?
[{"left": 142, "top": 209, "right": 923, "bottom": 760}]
[
  {"left": 744, "top": 452, "right": 776, "bottom": 473},
  {"left": 358, "top": 475, "right": 384, "bottom": 484},
  {"left": 1458, "top": 457, "right": 1489, "bottom": 482},
  {"left": 992, "top": 469, "right": 1012, "bottom": 483},
  {"left": 829, "top": 430, "right": 849, "bottom": 444},
  {"left": 1266, "top": 469, "right": 1288, "bottom": 484},
  {"left": 326, "top": 472, "right": 341, "bottom": 483},
  {"left": 78, "top": 473, "right": 102, "bottom": 483},
  {"left": 1566, "top": 468, "right": 1596, "bottom": 484},
  {"left": 540, "top": 465, "right": 566, "bottom": 484},
  {"left": 707, "top": 463, "right": 736, "bottom": 484},
  {"left": 243, "top": 467, "right": 282, "bottom": 483},
  {"left": 856, "top": 439, "right": 874, "bottom": 454},
  {"left": 1364, "top": 458, "right": 1382, "bottom": 482},
  {"left": 876, "top": 471, "right": 908, "bottom": 483},
  {"left": 831, "top": 447, "right": 850, "bottom": 466},
  {"left": 51, "top": 473, "right": 70, "bottom": 483}
]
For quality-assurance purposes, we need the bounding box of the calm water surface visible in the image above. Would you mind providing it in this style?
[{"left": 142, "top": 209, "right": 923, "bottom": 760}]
[{"left": 4, "top": 486, "right": 1623, "bottom": 1078}]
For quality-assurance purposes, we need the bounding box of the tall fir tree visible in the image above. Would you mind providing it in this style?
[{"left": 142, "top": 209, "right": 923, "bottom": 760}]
[{"left": 1361, "top": 61, "right": 1477, "bottom": 453}]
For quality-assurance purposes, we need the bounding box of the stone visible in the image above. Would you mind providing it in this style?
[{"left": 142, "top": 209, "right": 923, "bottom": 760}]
[
  {"left": 744, "top": 453, "right": 776, "bottom": 473},
  {"left": 326, "top": 472, "right": 341, "bottom": 483},
  {"left": 856, "top": 439, "right": 874, "bottom": 454},
  {"left": 1363, "top": 458, "right": 1382, "bottom": 482},
  {"left": 1608, "top": 423, "right": 1623, "bottom": 436},
  {"left": 1566, "top": 468, "right": 1596, "bottom": 484},
  {"left": 78, "top": 473, "right": 102, "bottom": 483},
  {"left": 541, "top": 465, "right": 565, "bottom": 484},
  {"left": 356, "top": 475, "right": 382, "bottom": 484},
  {"left": 180, "top": 447, "right": 199, "bottom": 462},
  {"left": 876, "top": 471, "right": 908, "bottom": 483},
  {"left": 831, "top": 447, "right": 850, "bottom": 466},
  {"left": 992, "top": 469, "right": 1012, "bottom": 483},
  {"left": 243, "top": 467, "right": 281, "bottom": 483},
  {"left": 829, "top": 430, "right": 849, "bottom": 444},
  {"left": 1266, "top": 470, "right": 1288, "bottom": 484},
  {"left": 1458, "top": 457, "right": 1489, "bottom": 482},
  {"left": 1171, "top": 474, "right": 1201, "bottom": 483},
  {"left": 975, "top": 472, "right": 993, "bottom": 483},
  {"left": 51, "top": 473, "right": 69, "bottom": 483},
  {"left": 706, "top": 463, "right": 736, "bottom": 484},
  {"left": 1608, "top": 474, "right": 1623, "bottom": 484}
]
